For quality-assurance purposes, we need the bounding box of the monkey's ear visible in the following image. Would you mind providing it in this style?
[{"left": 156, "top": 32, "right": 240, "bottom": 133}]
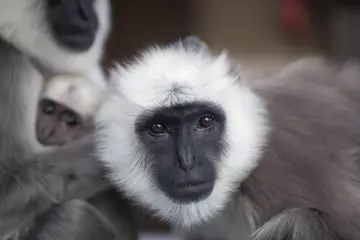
[
  {"left": 182, "top": 35, "right": 209, "bottom": 51},
  {"left": 171, "top": 35, "right": 210, "bottom": 53}
]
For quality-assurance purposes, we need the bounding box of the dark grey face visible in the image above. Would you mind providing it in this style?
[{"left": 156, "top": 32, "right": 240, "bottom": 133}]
[
  {"left": 135, "top": 102, "right": 227, "bottom": 204},
  {"left": 46, "top": 0, "right": 99, "bottom": 51},
  {"left": 36, "top": 98, "right": 90, "bottom": 146}
]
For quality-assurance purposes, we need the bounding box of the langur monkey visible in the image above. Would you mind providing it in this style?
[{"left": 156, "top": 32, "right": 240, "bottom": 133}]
[
  {"left": 35, "top": 73, "right": 138, "bottom": 240},
  {"left": 0, "top": 0, "right": 136, "bottom": 239},
  {"left": 37, "top": 74, "right": 104, "bottom": 145},
  {"left": 95, "top": 36, "right": 360, "bottom": 240}
]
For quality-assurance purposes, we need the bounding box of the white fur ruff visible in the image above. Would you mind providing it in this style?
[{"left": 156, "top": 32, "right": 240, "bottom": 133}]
[{"left": 95, "top": 46, "right": 269, "bottom": 228}]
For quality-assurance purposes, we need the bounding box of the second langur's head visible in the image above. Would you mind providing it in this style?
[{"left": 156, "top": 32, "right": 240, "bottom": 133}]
[
  {"left": 95, "top": 36, "right": 269, "bottom": 227},
  {"left": 0, "top": 0, "right": 111, "bottom": 73},
  {"left": 37, "top": 74, "right": 104, "bottom": 146}
]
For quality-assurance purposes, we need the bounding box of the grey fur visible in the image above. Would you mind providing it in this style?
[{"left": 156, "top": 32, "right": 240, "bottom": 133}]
[
  {"left": 0, "top": 14, "right": 136, "bottom": 240},
  {"left": 25, "top": 190, "right": 137, "bottom": 240},
  {"left": 177, "top": 192, "right": 252, "bottom": 240},
  {"left": 241, "top": 58, "right": 360, "bottom": 239},
  {"left": 170, "top": 35, "right": 210, "bottom": 53},
  {"left": 25, "top": 199, "right": 118, "bottom": 240},
  {"left": 252, "top": 208, "right": 334, "bottom": 240},
  {"left": 181, "top": 36, "right": 208, "bottom": 52},
  {"left": 0, "top": 38, "right": 107, "bottom": 239}
]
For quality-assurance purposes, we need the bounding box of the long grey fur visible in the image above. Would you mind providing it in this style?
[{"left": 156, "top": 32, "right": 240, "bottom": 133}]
[
  {"left": 243, "top": 58, "right": 360, "bottom": 239},
  {"left": 0, "top": 37, "right": 108, "bottom": 239}
]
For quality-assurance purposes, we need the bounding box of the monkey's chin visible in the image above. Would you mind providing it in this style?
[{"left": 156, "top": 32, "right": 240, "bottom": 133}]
[{"left": 168, "top": 182, "right": 214, "bottom": 204}]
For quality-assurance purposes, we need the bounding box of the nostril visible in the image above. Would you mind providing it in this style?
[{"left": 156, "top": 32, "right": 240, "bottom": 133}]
[
  {"left": 178, "top": 157, "right": 196, "bottom": 172},
  {"left": 77, "top": 0, "right": 93, "bottom": 21},
  {"left": 44, "top": 131, "right": 52, "bottom": 138}
]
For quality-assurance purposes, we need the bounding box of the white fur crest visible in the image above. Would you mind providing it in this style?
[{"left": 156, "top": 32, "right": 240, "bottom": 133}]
[
  {"left": 43, "top": 74, "right": 104, "bottom": 117},
  {"left": 0, "top": 0, "right": 111, "bottom": 74},
  {"left": 95, "top": 46, "right": 269, "bottom": 228}
]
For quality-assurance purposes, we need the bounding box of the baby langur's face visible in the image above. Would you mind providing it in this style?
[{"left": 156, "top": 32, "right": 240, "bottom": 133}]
[{"left": 36, "top": 98, "right": 89, "bottom": 146}]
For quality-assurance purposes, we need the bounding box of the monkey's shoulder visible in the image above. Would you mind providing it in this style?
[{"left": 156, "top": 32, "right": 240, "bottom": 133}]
[{"left": 244, "top": 61, "right": 360, "bottom": 234}]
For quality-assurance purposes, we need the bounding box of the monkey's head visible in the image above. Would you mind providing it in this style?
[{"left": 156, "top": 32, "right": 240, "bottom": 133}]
[
  {"left": 95, "top": 36, "right": 269, "bottom": 227},
  {"left": 37, "top": 74, "right": 103, "bottom": 145},
  {"left": 0, "top": 0, "right": 110, "bottom": 73}
]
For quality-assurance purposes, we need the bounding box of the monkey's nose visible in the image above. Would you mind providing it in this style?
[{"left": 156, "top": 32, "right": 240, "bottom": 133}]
[
  {"left": 47, "top": 0, "right": 98, "bottom": 51},
  {"left": 37, "top": 127, "right": 53, "bottom": 143},
  {"left": 60, "top": 0, "right": 95, "bottom": 33},
  {"left": 77, "top": 0, "right": 94, "bottom": 21},
  {"left": 47, "top": 0, "right": 94, "bottom": 21}
]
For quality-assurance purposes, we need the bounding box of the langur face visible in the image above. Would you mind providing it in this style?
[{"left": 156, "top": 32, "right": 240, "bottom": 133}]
[
  {"left": 36, "top": 99, "right": 88, "bottom": 145},
  {"left": 46, "top": 0, "right": 100, "bottom": 51},
  {"left": 135, "top": 102, "right": 227, "bottom": 203},
  {"left": 95, "top": 38, "right": 269, "bottom": 226}
]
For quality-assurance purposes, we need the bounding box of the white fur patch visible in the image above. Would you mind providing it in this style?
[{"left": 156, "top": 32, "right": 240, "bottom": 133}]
[
  {"left": 0, "top": 0, "right": 111, "bottom": 74},
  {"left": 95, "top": 46, "right": 269, "bottom": 228},
  {"left": 43, "top": 74, "right": 104, "bottom": 117}
]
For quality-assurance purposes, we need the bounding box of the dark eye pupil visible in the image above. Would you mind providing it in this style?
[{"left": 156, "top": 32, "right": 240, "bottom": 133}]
[
  {"left": 43, "top": 101, "right": 56, "bottom": 115},
  {"left": 149, "top": 123, "right": 166, "bottom": 135},
  {"left": 63, "top": 113, "right": 78, "bottom": 126},
  {"left": 198, "top": 116, "right": 214, "bottom": 129}
]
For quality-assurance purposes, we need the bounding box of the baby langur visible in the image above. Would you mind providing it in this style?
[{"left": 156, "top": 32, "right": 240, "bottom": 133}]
[
  {"left": 36, "top": 74, "right": 138, "bottom": 240},
  {"left": 95, "top": 36, "right": 360, "bottom": 240},
  {"left": 37, "top": 74, "right": 104, "bottom": 145}
]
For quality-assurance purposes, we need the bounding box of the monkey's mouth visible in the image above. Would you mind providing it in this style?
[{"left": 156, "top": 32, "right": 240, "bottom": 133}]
[
  {"left": 57, "top": 33, "right": 96, "bottom": 52},
  {"left": 171, "top": 181, "right": 214, "bottom": 203}
]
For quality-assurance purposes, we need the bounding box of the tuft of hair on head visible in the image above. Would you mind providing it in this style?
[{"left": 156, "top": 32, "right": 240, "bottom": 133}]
[
  {"left": 170, "top": 35, "right": 210, "bottom": 54},
  {"left": 95, "top": 35, "right": 269, "bottom": 228},
  {"left": 42, "top": 74, "right": 105, "bottom": 118},
  {"left": 0, "top": 0, "right": 111, "bottom": 74}
]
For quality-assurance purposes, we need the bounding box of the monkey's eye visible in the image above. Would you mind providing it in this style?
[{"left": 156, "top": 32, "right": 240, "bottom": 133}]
[
  {"left": 62, "top": 112, "right": 79, "bottom": 127},
  {"left": 147, "top": 123, "right": 168, "bottom": 136},
  {"left": 197, "top": 116, "right": 215, "bottom": 130},
  {"left": 42, "top": 100, "right": 56, "bottom": 115}
]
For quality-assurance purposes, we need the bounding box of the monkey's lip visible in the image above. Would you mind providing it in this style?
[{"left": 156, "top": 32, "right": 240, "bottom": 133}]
[
  {"left": 57, "top": 33, "right": 95, "bottom": 52},
  {"left": 174, "top": 181, "right": 211, "bottom": 189},
  {"left": 172, "top": 181, "right": 214, "bottom": 202}
]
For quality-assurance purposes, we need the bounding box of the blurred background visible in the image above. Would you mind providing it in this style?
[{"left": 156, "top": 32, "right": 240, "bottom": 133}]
[
  {"left": 102, "top": 0, "right": 360, "bottom": 236},
  {"left": 104, "top": 0, "right": 360, "bottom": 74}
]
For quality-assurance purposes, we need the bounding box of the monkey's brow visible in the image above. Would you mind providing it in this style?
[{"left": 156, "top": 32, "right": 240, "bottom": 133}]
[
  {"left": 136, "top": 101, "right": 226, "bottom": 127},
  {"left": 161, "top": 84, "right": 189, "bottom": 105}
]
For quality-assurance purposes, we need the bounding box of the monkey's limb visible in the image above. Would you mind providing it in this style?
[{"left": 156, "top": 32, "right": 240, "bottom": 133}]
[
  {"left": 25, "top": 199, "right": 118, "bottom": 240},
  {"left": 88, "top": 189, "right": 138, "bottom": 240},
  {"left": 0, "top": 136, "right": 109, "bottom": 237},
  {"left": 252, "top": 208, "right": 335, "bottom": 240}
]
